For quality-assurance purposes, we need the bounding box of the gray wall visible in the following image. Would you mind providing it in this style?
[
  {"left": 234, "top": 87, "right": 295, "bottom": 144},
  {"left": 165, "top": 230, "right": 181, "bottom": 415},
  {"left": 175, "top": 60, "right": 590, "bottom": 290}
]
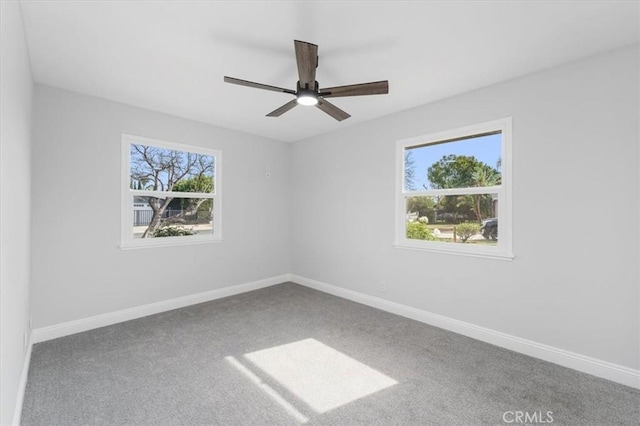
[
  {"left": 31, "top": 86, "right": 291, "bottom": 328},
  {"left": 291, "top": 46, "right": 639, "bottom": 370},
  {"left": 0, "top": 2, "right": 34, "bottom": 424},
  {"left": 27, "top": 44, "right": 640, "bottom": 376}
]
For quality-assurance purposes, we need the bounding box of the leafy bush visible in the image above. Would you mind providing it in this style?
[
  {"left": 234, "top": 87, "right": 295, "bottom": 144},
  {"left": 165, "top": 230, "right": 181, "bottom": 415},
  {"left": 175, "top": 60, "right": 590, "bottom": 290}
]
[
  {"left": 406, "top": 221, "right": 437, "bottom": 240},
  {"left": 455, "top": 222, "right": 480, "bottom": 243},
  {"left": 153, "top": 225, "right": 195, "bottom": 238}
]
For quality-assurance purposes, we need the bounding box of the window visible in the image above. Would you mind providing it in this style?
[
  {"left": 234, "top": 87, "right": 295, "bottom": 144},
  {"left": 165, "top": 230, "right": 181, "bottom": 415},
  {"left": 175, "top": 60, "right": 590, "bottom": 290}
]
[
  {"left": 121, "top": 134, "right": 222, "bottom": 249},
  {"left": 395, "top": 118, "right": 513, "bottom": 259}
]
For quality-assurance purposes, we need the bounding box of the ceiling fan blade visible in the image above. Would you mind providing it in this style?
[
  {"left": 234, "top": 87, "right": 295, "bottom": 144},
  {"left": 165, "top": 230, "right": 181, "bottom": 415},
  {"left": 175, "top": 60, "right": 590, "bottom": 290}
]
[
  {"left": 266, "top": 99, "right": 299, "bottom": 117},
  {"left": 316, "top": 99, "right": 351, "bottom": 121},
  {"left": 320, "top": 80, "right": 389, "bottom": 98},
  {"left": 224, "top": 76, "right": 296, "bottom": 95},
  {"left": 294, "top": 40, "right": 318, "bottom": 90}
]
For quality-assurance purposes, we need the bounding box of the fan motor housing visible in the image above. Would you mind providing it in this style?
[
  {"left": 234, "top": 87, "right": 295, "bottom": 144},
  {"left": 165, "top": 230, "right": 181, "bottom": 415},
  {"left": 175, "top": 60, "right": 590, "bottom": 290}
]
[{"left": 296, "top": 81, "right": 320, "bottom": 106}]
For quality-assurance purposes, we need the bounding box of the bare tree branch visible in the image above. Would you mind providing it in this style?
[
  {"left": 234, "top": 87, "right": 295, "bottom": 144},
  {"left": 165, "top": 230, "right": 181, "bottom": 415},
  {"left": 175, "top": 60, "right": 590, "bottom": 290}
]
[{"left": 130, "top": 143, "right": 214, "bottom": 237}]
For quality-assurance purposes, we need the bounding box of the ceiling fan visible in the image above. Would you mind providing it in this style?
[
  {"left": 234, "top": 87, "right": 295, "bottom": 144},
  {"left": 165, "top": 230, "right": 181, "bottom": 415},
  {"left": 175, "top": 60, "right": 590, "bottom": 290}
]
[{"left": 224, "top": 40, "right": 389, "bottom": 121}]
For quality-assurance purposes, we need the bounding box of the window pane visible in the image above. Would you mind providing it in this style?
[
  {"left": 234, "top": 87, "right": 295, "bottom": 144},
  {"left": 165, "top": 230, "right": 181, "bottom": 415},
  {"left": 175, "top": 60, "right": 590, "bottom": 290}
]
[
  {"left": 129, "top": 144, "right": 215, "bottom": 193},
  {"left": 405, "top": 194, "right": 498, "bottom": 245},
  {"left": 404, "top": 133, "right": 501, "bottom": 191},
  {"left": 132, "top": 196, "right": 213, "bottom": 239}
]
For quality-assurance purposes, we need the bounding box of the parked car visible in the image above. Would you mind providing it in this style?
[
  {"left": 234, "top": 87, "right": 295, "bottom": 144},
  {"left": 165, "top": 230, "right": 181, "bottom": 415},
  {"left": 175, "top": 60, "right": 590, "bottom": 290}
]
[{"left": 481, "top": 218, "right": 498, "bottom": 241}]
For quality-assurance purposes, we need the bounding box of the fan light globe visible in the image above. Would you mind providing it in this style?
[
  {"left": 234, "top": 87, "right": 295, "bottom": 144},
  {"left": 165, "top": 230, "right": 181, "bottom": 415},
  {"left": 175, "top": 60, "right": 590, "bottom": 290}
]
[{"left": 297, "top": 95, "right": 318, "bottom": 106}]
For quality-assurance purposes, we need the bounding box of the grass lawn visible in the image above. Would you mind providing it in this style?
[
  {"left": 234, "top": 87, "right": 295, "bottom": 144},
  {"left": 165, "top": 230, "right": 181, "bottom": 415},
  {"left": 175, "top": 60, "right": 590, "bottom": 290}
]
[
  {"left": 427, "top": 224, "right": 455, "bottom": 231},
  {"left": 435, "top": 237, "right": 497, "bottom": 246},
  {"left": 417, "top": 222, "right": 496, "bottom": 245}
]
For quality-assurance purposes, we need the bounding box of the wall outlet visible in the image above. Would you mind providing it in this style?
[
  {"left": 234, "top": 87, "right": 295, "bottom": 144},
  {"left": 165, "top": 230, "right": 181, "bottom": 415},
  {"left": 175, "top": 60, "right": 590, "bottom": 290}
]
[
  {"left": 265, "top": 164, "right": 271, "bottom": 180},
  {"left": 380, "top": 280, "right": 387, "bottom": 293}
]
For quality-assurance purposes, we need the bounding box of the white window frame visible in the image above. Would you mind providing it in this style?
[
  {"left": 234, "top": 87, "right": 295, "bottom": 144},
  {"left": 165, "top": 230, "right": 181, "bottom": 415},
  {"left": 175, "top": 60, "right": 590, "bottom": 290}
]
[
  {"left": 394, "top": 118, "right": 513, "bottom": 260},
  {"left": 120, "top": 134, "right": 222, "bottom": 249}
]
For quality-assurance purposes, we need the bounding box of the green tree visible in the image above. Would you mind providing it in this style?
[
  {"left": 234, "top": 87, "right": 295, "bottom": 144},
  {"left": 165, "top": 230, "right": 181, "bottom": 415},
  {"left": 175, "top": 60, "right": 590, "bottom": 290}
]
[
  {"left": 426, "top": 155, "right": 500, "bottom": 222},
  {"left": 172, "top": 175, "right": 213, "bottom": 193},
  {"left": 469, "top": 164, "right": 500, "bottom": 221},
  {"left": 167, "top": 175, "right": 214, "bottom": 223},
  {"left": 426, "top": 155, "right": 479, "bottom": 190},
  {"left": 406, "top": 196, "right": 436, "bottom": 221}
]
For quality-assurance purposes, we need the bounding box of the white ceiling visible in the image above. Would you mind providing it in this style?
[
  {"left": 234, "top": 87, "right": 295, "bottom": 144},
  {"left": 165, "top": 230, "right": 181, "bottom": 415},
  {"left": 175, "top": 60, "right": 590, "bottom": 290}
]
[{"left": 20, "top": 1, "right": 639, "bottom": 143}]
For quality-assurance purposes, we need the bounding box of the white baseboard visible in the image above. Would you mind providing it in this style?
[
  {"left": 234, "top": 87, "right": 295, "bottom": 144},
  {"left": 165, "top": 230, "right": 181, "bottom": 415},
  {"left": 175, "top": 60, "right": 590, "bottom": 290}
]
[
  {"left": 32, "top": 274, "right": 291, "bottom": 344},
  {"left": 291, "top": 274, "right": 640, "bottom": 390},
  {"left": 13, "top": 331, "right": 32, "bottom": 426},
  {"left": 28, "top": 272, "right": 640, "bottom": 390}
]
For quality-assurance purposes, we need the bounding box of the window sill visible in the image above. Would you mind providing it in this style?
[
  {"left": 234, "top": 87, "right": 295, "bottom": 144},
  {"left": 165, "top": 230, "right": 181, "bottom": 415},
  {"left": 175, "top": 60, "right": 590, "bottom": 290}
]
[
  {"left": 120, "top": 237, "right": 223, "bottom": 250},
  {"left": 393, "top": 242, "right": 514, "bottom": 261}
]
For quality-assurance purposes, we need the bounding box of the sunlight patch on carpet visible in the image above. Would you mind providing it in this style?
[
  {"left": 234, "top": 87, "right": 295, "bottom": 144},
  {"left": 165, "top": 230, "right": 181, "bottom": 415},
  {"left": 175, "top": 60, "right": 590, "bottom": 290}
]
[
  {"left": 244, "top": 338, "right": 397, "bottom": 413},
  {"left": 225, "top": 356, "right": 309, "bottom": 424}
]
